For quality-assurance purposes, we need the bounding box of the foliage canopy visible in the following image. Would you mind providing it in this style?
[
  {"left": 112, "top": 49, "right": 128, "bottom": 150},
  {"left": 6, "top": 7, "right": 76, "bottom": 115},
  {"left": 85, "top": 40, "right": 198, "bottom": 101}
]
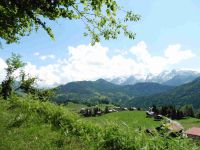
[{"left": 0, "top": 0, "right": 140, "bottom": 45}]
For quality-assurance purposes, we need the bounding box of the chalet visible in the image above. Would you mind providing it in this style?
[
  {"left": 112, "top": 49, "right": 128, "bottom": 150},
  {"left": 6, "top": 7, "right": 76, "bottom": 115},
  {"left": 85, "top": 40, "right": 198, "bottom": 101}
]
[
  {"left": 112, "top": 109, "right": 118, "bottom": 112},
  {"left": 96, "top": 111, "right": 102, "bottom": 116},
  {"left": 185, "top": 127, "right": 200, "bottom": 139},
  {"left": 146, "top": 107, "right": 154, "bottom": 117},
  {"left": 80, "top": 108, "right": 86, "bottom": 114},
  {"left": 108, "top": 109, "right": 113, "bottom": 113},
  {"left": 146, "top": 111, "right": 154, "bottom": 117},
  {"left": 154, "top": 115, "right": 163, "bottom": 121},
  {"left": 123, "top": 107, "right": 128, "bottom": 111},
  {"left": 114, "top": 107, "right": 121, "bottom": 111},
  {"left": 129, "top": 107, "right": 137, "bottom": 111}
]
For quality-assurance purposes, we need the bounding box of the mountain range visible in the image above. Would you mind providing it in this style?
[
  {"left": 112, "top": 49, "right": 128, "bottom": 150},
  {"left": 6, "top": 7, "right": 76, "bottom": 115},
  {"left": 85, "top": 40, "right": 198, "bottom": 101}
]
[
  {"left": 129, "top": 77, "right": 200, "bottom": 109},
  {"left": 108, "top": 69, "right": 200, "bottom": 86},
  {"left": 53, "top": 69, "right": 200, "bottom": 109},
  {"left": 54, "top": 79, "right": 173, "bottom": 105}
]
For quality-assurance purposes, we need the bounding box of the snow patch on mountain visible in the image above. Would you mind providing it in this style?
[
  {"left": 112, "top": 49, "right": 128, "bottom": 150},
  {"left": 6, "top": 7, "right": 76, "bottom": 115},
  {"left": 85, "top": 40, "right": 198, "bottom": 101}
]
[{"left": 107, "top": 69, "right": 200, "bottom": 86}]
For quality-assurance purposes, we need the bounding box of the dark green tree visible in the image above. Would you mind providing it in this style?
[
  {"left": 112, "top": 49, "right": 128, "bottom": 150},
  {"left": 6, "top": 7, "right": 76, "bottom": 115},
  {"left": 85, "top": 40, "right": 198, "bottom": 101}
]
[
  {"left": 176, "top": 109, "right": 184, "bottom": 120},
  {"left": 0, "top": 0, "right": 140, "bottom": 45},
  {"left": 1, "top": 78, "right": 13, "bottom": 100},
  {"left": 159, "top": 105, "right": 183, "bottom": 120},
  {"left": 104, "top": 106, "right": 109, "bottom": 113},
  {"left": 181, "top": 105, "right": 194, "bottom": 117},
  {"left": 18, "top": 71, "right": 37, "bottom": 94},
  {"left": 1, "top": 54, "right": 56, "bottom": 101},
  {"left": 169, "top": 106, "right": 176, "bottom": 119},
  {"left": 1, "top": 53, "right": 25, "bottom": 99},
  {"left": 152, "top": 105, "right": 158, "bottom": 114},
  {"left": 160, "top": 106, "right": 167, "bottom": 116},
  {"left": 195, "top": 109, "right": 200, "bottom": 119},
  {"left": 36, "top": 88, "right": 56, "bottom": 102}
]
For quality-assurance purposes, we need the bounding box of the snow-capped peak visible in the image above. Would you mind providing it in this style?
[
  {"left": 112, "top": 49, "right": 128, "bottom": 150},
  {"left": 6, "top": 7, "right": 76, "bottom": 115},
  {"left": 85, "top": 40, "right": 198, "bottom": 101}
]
[{"left": 107, "top": 69, "right": 200, "bottom": 86}]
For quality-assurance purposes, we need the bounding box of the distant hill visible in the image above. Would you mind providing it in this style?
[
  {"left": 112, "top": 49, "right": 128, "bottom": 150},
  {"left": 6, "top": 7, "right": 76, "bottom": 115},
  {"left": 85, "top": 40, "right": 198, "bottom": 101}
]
[
  {"left": 123, "top": 82, "right": 174, "bottom": 97},
  {"left": 57, "top": 79, "right": 121, "bottom": 95},
  {"left": 54, "top": 79, "right": 173, "bottom": 105},
  {"left": 129, "top": 77, "right": 200, "bottom": 109}
]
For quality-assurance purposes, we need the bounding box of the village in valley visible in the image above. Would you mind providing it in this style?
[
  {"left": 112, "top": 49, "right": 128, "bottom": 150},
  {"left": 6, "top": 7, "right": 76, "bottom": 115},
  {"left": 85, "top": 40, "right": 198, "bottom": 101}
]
[{"left": 71, "top": 103, "right": 200, "bottom": 139}]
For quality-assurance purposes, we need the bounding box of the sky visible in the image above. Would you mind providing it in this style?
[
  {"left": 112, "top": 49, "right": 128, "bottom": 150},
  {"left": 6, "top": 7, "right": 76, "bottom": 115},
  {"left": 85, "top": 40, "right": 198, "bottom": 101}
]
[{"left": 1, "top": 0, "right": 200, "bottom": 87}]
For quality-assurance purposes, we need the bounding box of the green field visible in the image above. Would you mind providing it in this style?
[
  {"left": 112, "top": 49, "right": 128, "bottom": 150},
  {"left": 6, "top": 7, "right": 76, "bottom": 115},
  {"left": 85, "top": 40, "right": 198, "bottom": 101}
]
[
  {"left": 63, "top": 102, "right": 87, "bottom": 112},
  {"left": 64, "top": 102, "right": 200, "bottom": 130},
  {"left": 64, "top": 103, "right": 162, "bottom": 130},
  {"left": 84, "top": 111, "right": 162, "bottom": 130},
  {"left": 177, "top": 118, "right": 200, "bottom": 129},
  {"left": 85, "top": 110, "right": 200, "bottom": 130}
]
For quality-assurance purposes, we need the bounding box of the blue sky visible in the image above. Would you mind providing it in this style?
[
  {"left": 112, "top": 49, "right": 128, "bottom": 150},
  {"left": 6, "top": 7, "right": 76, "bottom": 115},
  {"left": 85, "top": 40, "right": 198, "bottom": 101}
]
[{"left": 1, "top": 0, "right": 200, "bottom": 86}]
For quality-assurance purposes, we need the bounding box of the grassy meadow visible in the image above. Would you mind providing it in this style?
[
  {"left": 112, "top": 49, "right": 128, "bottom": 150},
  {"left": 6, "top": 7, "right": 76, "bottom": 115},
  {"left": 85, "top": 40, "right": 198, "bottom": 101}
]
[
  {"left": 85, "top": 110, "right": 200, "bottom": 130},
  {"left": 64, "top": 102, "right": 162, "bottom": 130},
  {"left": 64, "top": 102, "right": 200, "bottom": 130},
  {"left": 85, "top": 111, "right": 161, "bottom": 130},
  {"left": 177, "top": 118, "right": 200, "bottom": 129},
  {"left": 0, "top": 97, "right": 200, "bottom": 150},
  {"left": 0, "top": 99, "right": 83, "bottom": 150}
]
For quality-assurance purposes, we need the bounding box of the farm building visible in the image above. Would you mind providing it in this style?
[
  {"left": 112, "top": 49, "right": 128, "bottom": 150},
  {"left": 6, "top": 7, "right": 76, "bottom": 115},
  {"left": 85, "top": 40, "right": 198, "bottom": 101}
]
[{"left": 185, "top": 127, "right": 200, "bottom": 139}]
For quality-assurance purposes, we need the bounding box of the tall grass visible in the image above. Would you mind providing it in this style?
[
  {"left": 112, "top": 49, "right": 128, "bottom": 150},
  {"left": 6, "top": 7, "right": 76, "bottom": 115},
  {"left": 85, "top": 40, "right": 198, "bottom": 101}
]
[{"left": 3, "top": 96, "right": 199, "bottom": 150}]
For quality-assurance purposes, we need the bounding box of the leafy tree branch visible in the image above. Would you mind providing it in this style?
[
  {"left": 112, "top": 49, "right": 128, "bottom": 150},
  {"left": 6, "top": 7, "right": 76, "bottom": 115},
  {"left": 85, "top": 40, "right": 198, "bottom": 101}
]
[{"left": 0, "top": 0, "right": 140, "bottom": 45}]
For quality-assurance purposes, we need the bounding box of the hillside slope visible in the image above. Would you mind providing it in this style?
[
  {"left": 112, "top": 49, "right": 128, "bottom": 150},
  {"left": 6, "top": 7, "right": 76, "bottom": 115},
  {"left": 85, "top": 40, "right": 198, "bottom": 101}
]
[
  {"left": 0, "top": 97, "right": 199, "bottom": 150},
  {"left": 130, "top": 77, "right": 200, "bottom": 108},
  {"left": 54, "top": 79, "right": 174, "bottom": 104},
  {"left": 0, "top": 100, "right": 81, "bottom": 150}
]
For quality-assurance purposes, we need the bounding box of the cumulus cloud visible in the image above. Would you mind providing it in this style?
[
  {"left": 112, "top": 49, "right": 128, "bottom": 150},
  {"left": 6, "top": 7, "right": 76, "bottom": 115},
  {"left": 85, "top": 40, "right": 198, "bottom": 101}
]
[
  {"left": 0, "top": 58, "right": 7, "bottom": 82},
  {"left": 130, "top": 41, "right": 195, "bottom": 74},
  {"left": 22, "top": 42, "right": 195, "bottom": 87},
  {"left": 34, "top": 52, "right": 55, "bottom": 60},
  {"left": 40, "top": 54, "right": 55, "bottom": 60},
  {"left": 164, "top": 44, "right": 195, "bottom": 64},
  {"left": 0, "top": 42, "right": 195, "bottom": 87},
  {"left": 34, "top": 52, "right": 40, "bottom": 56}
]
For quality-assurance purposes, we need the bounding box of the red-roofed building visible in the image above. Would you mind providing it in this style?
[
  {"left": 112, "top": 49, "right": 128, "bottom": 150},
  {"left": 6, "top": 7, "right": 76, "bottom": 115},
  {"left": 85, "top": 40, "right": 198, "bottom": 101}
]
[{"left": 185, "top": 127, "right": 200, "bottom": 139}]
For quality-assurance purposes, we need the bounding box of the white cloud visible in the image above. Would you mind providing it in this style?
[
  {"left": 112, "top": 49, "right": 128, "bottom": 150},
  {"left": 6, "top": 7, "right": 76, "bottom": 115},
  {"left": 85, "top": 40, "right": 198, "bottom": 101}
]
[
  {"left": 34, "top": 52, "right": 55, "bottom": 60},
  {"left": 130, "top": 41, "right": 195, "bottom": 74},
  {"left": 164, "top": 44, "right": 195, "bottom": 64},
  {"left": 0, "top": 42, "right": 195, "bottom": 87},
  {"left": 0, "top": 58, "right": 7, "bottom": 82},
  {"left": 34, "top": 52, "right": 40, "bottom": 56},
  {"left": 22, "top": 42, "right": 195, "bottom": 87},
  {"left": 40, "top": 54, "right": 55, "bottom": 60},
  {"left": 130, "top": 41, "right": 151, "bottom": 62}
]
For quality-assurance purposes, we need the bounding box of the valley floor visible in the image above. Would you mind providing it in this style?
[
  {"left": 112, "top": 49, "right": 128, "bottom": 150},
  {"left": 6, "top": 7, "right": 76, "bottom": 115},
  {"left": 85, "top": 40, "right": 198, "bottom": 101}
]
[
  {"left": 84, "top": 111, "right": 161, "bottom": 130},
  {"left": 64, "top": 102, "right": 200, "bottom": 130}
]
